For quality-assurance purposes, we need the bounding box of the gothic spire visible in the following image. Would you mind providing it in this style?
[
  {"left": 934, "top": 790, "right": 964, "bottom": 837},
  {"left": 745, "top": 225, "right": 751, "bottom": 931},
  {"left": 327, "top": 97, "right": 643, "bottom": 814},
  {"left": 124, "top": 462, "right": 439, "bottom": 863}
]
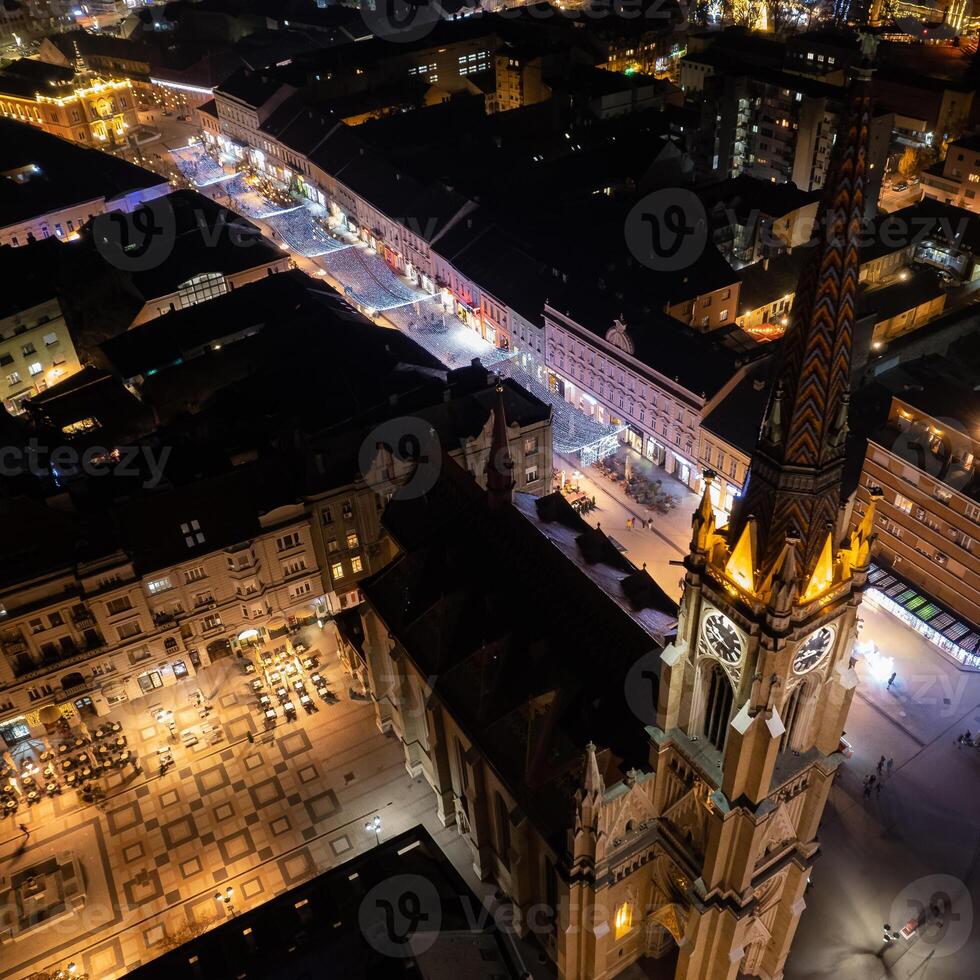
[
  {"left": 485, "top": 382, "right": 515, "bottom": 510},
  {"left": 731, "top": 61, "right": 874, "bottom": 582}
]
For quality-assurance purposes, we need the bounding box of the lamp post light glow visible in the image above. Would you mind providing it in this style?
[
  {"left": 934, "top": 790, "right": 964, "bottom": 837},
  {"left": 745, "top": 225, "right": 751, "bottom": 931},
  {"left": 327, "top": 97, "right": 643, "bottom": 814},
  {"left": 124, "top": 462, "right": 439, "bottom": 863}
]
[
  {"left": 365, "top": 815, "right": 381, "bottom": 847},
  {"left": 215, "top": 886, "right": 236, "bottom": 916}
]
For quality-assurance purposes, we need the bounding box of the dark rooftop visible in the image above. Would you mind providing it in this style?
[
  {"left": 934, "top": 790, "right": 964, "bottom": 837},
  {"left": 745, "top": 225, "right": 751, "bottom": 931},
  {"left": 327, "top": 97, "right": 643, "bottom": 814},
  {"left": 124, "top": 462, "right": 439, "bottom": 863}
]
[
  {"left": 0, "top": 118, "right": 168, "bottom": 231},
  {"left": 362, "top": 457, "right": 676, "bottom": 846}
]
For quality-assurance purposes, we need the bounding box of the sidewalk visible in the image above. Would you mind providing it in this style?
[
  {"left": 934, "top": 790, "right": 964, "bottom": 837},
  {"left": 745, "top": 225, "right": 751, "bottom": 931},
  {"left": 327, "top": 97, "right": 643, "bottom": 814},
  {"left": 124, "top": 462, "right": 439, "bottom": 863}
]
[{"left": 556, "top": 449, "right": 697, "bottom": 602}]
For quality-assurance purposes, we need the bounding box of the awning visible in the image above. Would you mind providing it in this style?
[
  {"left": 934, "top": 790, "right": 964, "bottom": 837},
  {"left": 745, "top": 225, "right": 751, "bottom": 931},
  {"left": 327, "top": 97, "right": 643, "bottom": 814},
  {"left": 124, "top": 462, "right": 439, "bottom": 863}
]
[{"left": 866, "top": 562, "right": 980, "bottom": 667}]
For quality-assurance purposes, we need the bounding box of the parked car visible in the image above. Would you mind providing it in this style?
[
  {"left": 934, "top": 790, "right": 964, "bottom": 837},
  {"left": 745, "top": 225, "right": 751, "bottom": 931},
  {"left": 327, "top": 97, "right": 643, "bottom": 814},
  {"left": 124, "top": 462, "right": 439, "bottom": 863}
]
[{"left": 893, "top": 181, "right": 909, "bottom": 192}]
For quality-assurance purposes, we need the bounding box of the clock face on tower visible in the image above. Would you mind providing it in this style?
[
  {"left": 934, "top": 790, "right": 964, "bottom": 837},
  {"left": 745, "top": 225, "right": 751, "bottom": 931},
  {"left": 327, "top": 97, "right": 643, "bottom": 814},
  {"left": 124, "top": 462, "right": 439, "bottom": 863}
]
[
  {"left": 793, "top": 625, "right": 837, "bottom": 675},
  {"left": 701, "top": 611, "right": 744, "bottom": 664}
]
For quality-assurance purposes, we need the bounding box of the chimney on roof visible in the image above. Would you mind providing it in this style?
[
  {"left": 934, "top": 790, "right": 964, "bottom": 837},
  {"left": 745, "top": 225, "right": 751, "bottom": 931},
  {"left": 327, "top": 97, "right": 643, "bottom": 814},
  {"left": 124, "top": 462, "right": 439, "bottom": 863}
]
[{"left": 485, "top": 384, "right": 514, "bottom": 511}]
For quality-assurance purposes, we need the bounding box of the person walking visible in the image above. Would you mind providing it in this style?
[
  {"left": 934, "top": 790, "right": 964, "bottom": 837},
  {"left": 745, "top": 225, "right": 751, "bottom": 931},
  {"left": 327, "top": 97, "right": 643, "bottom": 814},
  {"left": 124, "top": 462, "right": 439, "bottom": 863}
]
[
  {"left": 877, "top": 756, "right": 885, "bottom": 776},
  {"left": 887, "top": 672, "right": 897, "bottom": 689},
  {"left": 875, "top": 781, "right": 882, "bottom": 798},
  {"left": 863, "top": 780, "right": 872, "bottom": 799},
  {"left": 886, "top": 757, "right": 894, "bottom": 776}
]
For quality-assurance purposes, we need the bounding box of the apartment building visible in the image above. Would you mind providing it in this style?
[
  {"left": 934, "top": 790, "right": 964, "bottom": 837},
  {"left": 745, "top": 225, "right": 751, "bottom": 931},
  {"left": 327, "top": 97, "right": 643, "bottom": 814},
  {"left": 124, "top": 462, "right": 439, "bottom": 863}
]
[
  {"left": 544, "top": 305, "right": 742, "bottom": 490},
  {"left": 853, "top": 376, "right": 980, "bottom": 664},
  {"left": 921, "top": 133, "right": 980, "bottom": 213},
  {"left": 0, "top": 470, "right": 319, "bottom": 740},
  {"left": 696, "top": 67, "right": 888, "bottom": 210}
]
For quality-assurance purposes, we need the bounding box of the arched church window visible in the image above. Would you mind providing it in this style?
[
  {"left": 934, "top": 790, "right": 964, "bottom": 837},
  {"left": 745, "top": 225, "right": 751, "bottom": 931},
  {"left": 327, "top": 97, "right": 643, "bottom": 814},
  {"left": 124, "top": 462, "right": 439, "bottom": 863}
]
[
  {"left": 614, "top": 900, "right": 633, "bottom": 939},
  {"left": 781, "top": 681, "right": 811, "bottom": 752},
  {"left": 703, "top": 662, "right": 734, "bottom": 752}
]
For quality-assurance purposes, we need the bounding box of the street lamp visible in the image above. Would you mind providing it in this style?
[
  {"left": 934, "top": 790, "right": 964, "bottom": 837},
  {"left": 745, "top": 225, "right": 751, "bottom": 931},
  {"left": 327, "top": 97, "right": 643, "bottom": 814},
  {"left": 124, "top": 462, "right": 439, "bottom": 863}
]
[
  {"left": 365, "top": 815, "right": 381, "bottom": 847},
  {"left": 215, "top": 886, "right": 236, "bottom": 916}
]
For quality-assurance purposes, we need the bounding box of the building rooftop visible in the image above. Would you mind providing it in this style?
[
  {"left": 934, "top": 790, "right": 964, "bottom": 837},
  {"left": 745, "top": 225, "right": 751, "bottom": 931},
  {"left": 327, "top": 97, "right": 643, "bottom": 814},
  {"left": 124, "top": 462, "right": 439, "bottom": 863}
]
[
  {"left": 362, "top": 457, "right": 676, "bottom": 846},
  {"left": 0, "top": 118, "right": 168, "bottom": 232},
  {"left": 126, "top": 825, "right": 524, "bottom": 980},
  {"left": 78, "top": 189, "right": 284, "bottom": 306},
  {"left": 700, "top": 357, "right": 774, "bottom": 457}
]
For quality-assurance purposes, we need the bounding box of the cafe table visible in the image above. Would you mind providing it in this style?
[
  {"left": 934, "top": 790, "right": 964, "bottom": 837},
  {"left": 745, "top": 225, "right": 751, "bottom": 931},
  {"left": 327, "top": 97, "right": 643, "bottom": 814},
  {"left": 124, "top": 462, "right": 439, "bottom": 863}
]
[{"left": 81, "top": 767, "right": 91, "bottom": 779}]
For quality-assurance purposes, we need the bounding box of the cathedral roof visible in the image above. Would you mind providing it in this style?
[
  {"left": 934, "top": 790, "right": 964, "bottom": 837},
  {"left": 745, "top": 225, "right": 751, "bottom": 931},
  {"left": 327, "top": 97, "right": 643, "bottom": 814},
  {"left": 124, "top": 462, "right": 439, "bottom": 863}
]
[{"left": 361, "top": 457, "right": 676, "bottom": 845}]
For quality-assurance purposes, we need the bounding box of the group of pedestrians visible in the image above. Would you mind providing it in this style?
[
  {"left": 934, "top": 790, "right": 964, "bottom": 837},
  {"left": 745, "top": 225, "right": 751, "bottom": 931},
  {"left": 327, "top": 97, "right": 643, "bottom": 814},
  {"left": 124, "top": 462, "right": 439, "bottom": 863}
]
[
  {"left": 863, "top": 755, "right": 895, "bottom": 799},
  {"left": 955, "top": 729, "right": 977, "bottom": 747},
  {"left": 626, "top": 517, "right": 653, "bottom": 531}
]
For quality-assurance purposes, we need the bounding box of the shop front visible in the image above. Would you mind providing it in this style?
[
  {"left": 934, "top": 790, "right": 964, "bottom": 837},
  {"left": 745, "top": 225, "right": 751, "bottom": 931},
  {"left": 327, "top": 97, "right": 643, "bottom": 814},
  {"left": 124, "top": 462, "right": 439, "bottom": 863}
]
[
  {"left": 626, "top": 426, "right": 643, "bottom": 453},
  {"left": 644, "top": 437, "right": 666, "bottom": 466}
]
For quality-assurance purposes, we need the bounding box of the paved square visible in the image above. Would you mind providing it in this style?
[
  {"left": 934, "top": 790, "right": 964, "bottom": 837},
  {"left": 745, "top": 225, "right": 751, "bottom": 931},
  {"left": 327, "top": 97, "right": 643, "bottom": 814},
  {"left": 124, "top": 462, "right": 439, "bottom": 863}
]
[
  {"left": 0, "top": 644, "right": 436, "bottom": 980},
  {"left": 217, "top": 829, "right": 256, "bottom": 865}
]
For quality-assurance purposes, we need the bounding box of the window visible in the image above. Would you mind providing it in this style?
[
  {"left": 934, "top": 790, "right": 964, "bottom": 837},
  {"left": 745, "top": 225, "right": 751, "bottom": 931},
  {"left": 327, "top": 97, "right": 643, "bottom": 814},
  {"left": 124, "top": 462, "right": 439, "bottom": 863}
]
[
  {"left": 321, "top": 506, "right": 333, "bottom": 524},
  {"left": 201, "top": 613, "right": 222, "bottom": 630},
  {"left": 342, "top": 500, "right": 353, "bottom": 519},
  {"left": 117, "top": 620, "right": 143, "bottom": 640},
  {"left": 719, "top": 309, "right": 729, "bottom": 321},
  {"left": 184, "top": 565, "right": 206, "bottom": 583},
  {"left": 7, "top": 372, "right": 21, "bottom": 386},
  {"left": 524, "top": 435, "right": 539, "bottom": 455},
  {"left": 351, "top": 555, "right": 363, "bottom": 573},
  {"left": 728, "top": 458, "right": 738, "bottom": 479},
  {"left": 106, "top": 596, "right": 133, "bottom": 615},
  {"left": 21, "top": 343, "right": 36, "bottom": 356},
  {"left": 346, "top": 531, "right": 359, "bottom": 549},
  {"left": 525, "top": 466, "right": 539, "bottom": 483},
  {"left": 43, "top": 332, "right": 58, "bottom": 346},
  {"left": 138, "top": 670, "right": 163, "bottom": 692},
  {"left": 172, "top": 660, "right": 188, "bottom": 678},
  {"left": 331, "top": 561, "right": 344, "bottom": 580},
  {"left": 181, "top": 520, "right": 205, "bottom": 547},
  {"left": 29, "top": 617, "right": 44, "bottom": 633},
  {"left": 176, "top": 272, "right": 228, "bottom": 309},
  {"left": 614, "top": 902, "right": 633, "bottom": 940},
  {"left": 28, "top": 362, "right": 42, "bottom": 377},
  {"left": 147, "top": 576, "right": 172, "bottom": 594},
  {"left": 48, "top": 612, "right": 64, "bottom": 627},
  {"left": 194, "top": 590, "right": 214, "bottom": 607},
  {"left": 969, "top": 174, "right": 980, "bottom": 184},
  {"left": 290, "top": 580, "right": 313, "bottom": 597},
  {"left": 893, "top": 493, "right": 914, "bottom": 514},
  {"left": 277, "top": 532, "right": 301, "bottom": 552},
  {"left": 283, "top": 557, "right": 307, "bottom": 575},
  {"left": 327, "top": 538, "right": 339, "bottom": 553}
]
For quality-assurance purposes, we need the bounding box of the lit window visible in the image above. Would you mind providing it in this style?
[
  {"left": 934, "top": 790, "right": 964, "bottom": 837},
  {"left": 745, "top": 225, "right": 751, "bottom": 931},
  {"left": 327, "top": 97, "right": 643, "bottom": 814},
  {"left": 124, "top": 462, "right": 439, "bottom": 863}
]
[
  {"left": 346, "top": 531, "right": 359, "bottom": 549},
  {"left": 894, "top": 493, "right": 914, "bottom": 514},
  {"left": 331, "top": 562, "right": 344, "bottom": 580},
  {"left": 351, "top": 555, "right": 363, "bottom": 573},
  {"left": 147, "top": 576, "right": 172, "bottom": 594},
  {"left": 28, "top": 362, "right": 43, "bottom": 377},
  {"left": 181, "top": 520, "right": 205, "bottom": 547},
  {"left": 614, "top": 902, "right": 632, "bottom": 939}
]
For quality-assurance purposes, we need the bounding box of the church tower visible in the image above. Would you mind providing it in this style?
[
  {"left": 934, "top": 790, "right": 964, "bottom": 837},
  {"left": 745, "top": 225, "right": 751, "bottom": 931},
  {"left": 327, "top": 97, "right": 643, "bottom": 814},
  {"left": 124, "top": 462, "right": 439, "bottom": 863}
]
[{"left": 647, "top": 60, "right": 880, "bottom": 978}]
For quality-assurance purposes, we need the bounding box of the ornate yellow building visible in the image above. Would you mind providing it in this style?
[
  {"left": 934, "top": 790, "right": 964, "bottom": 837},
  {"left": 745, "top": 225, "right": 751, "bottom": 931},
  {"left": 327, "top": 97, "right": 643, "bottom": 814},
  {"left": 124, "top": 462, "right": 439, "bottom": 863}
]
[{"left": 0, "top": 60, "right": 138, "bottom": 148}]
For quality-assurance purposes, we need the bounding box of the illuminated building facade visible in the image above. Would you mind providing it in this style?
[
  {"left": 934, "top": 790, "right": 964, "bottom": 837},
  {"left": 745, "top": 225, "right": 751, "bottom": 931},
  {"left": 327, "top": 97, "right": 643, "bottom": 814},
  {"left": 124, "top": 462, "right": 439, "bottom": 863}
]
[{"left": 0, "top": 71, "right": 138, "bottom": 148}]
